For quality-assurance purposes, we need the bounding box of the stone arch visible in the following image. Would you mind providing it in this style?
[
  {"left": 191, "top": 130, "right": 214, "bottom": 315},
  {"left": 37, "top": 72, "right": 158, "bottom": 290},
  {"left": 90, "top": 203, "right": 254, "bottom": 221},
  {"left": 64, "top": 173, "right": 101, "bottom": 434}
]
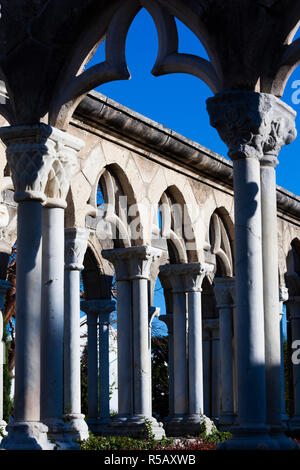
[
  {"left": 94, "top": 162, "right": 144, "bottom": 248},
  {"left": 50, "top": 0, "right": 221, "bottom": 130},
  {"left": 82, "top": 243, "right": 114, "bottom": 301},
  {"left": 207, "top": 206, "right": 235, "bottom": 278}
]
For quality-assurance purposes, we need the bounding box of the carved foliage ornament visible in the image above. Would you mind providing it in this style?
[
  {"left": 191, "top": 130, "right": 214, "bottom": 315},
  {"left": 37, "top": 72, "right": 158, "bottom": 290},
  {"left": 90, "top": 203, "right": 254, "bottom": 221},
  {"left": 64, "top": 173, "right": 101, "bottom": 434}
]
[
  {"left": 206, "top": 91, "right": 296, "bottom": 162},
  {"left": 0, "top": 124, "right": 83, "bottom": 203}
]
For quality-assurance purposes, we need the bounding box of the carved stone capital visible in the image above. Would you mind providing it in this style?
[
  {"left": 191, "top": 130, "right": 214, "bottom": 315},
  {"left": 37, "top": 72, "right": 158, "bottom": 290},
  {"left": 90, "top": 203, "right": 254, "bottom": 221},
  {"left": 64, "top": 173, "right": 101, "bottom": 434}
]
[
  {"left": 0, "top": 124, "right": 83, "bottom": 205},
  {"left": 207, "top": 91, "right": 296, "bottom": 163},
  {"left": 65, "top": 228, "right": 89, "bottom": 271},
  {"left": 214, "top": 277, "right": 235, "bottom": 309},
  {"left": 102, "top": 246, "right": 162, "bottom": 281},
  {"left": 159, "top": 262, "right": 213, "bottom": 293},
  {"left": 81, "top": 299, "right": 116, "bottom": 317}
]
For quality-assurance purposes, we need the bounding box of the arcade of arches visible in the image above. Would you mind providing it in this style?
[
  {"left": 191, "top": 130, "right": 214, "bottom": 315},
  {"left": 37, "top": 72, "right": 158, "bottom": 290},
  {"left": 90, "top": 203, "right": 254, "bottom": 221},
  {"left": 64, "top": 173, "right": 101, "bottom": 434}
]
[{"left": 0, "top": 0, "right": 300, "bottom": 451}]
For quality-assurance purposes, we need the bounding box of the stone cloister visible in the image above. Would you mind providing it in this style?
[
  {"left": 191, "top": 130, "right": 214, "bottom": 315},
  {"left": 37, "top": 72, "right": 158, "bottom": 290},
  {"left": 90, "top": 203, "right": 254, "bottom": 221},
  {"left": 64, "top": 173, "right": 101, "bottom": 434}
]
[{"left": 0, "top": 0, "right": 299, "bottom": 450}]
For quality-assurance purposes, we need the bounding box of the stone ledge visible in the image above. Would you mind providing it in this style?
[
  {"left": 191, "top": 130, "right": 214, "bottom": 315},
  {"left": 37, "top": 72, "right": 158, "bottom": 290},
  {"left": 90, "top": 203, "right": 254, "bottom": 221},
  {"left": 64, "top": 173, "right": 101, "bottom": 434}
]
[{"left": 74, "top": 90, "right": 300, "bottom": 221}]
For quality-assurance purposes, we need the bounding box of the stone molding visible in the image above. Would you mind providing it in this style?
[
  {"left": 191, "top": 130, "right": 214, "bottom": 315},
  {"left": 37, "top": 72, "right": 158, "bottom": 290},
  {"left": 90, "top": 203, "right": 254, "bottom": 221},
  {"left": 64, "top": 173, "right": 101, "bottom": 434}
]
[
  {"left": 159, "top": 262, "right": 213, "bottom": 293},
  {"left": 65, "top": 228, "right": 89, "bottom": 271},
  {"left": 0, "top": 124, "right": 83, "bottom": 205},
  {"left": 214, "top": 277, "right": 235, "bottom": 309},
  {"left": 206, "top": 91, "right": 296, "bottom": 163},
  {"left": 80, "top": 299, "right": 116, "bottom": 316},
  {"left": 102, "top": 246, "right": 162, "bottom": 281}
]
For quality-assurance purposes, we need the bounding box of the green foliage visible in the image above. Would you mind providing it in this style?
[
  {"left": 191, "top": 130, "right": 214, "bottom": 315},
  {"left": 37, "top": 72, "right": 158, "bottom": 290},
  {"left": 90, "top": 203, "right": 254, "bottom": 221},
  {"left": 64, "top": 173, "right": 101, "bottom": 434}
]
[
  {"left": 3, "top": 322, "right": 13, "bottom": 422},
  {"left": 196, "top": 421, "right": 232, "bottom": 444},
  {"left": 151, "top": 336, "right": 169, "bottom": 419},
  {"left": 80, "top": 428, "right": 175, "bottom": 451}
]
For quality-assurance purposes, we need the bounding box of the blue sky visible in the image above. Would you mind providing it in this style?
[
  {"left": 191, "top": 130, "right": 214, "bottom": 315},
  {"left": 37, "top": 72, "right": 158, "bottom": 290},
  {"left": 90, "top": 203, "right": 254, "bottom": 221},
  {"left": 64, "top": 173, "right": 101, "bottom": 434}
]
[
  {"left": 88, "top": 9, "right": 300, "bottom": 196},
  {"left": 86, "top": 9, "right": 299, "bottom": 335}
]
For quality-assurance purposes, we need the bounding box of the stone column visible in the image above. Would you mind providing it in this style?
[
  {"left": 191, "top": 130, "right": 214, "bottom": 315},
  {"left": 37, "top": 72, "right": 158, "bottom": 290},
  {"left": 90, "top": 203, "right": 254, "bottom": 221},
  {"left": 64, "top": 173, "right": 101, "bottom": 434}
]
[
  {"left": 279, "top": 286, "right": 289, "bottom": 426},
  {"left": 259, "top": 103, "right": 297, "bottom": 449},
  {"left": 214, "top": 277, "right": 235, "bottom": 429},
  {"left": 0, "top": 280, "right": 10, "bottom": 433},
  {"left": 63, "top": 228, "right": 90, "bottom": 441},
  {"left": 185, "top": 263, "right": 213, "bottom": 431},
  {"left": 207, "top": 91, "right": 294, "bottom": 449},
  {"left": 160, "top": 264, "right": 188, "bottom": 435},
  {"left": 80, "top": 299, "right": 116, "bottom": 433},
  {"left": 0, "top": 124, "right": 60, "bottom": 450},
  {"left": 40, "top": 128, "right": 84, "bottom": 448},
  {"left": 102, "top": 249, "right": 133, "bottom": 434},
  {"left": 159, "top": 314, "right": 174, "bottom": 421},
  {"left": 160, "top": 263, "right": 213, "bottom": 436},
  {"left": 202, "top": 327, "right": 211, "bottom": 417},
  {"left": 103, "top": 246, "right": 164, "bottom": 438},
  {"left": 287, "top": 293, "right": 300, "bottom": 430}
]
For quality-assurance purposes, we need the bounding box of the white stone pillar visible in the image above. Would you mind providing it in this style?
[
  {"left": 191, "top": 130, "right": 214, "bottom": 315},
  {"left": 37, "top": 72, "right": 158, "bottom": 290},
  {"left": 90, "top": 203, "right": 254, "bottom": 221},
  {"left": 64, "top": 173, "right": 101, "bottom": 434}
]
[
  {"left": 207, "top": 91, "right": 291, "bottom": 449},
  {"left": 160, "top": 263, "right": 213, "bottom": 436},
  {"left": 64, "top": 228, "right": 89, "bottom": 441},
  {"left": 103, "top": 246, "right": 164, "bottom": 438},
  {"left": 259, "top": 100, "right": 296, "bottom": 449},
  {"left": 159, "top": 314, "right": 174, "bottom": 420},
  {"left": 101, "top": 249, "right": 133, "bottom": 431},
  {"left": 80, "top": 299, "right": 116, "bottom": 433},
  {"left": 0, "top": 279, "right": 10, "bottom": 433},
  {"left": 214, "top": 277, "right": 235, "bottom": 429},
  {"left": 202, "top": 327, "right": 211, "bottom": 417},
  {"left": 185, "top": 263, "right": 213, "bottom": 429},
  {"left": 40, "top": 128, "right": 84, "bottom": 448},
  {"left": 0, "top": 124, "right": 59, "bottom": 450},
  {"left": 287, "top": 295, "right": 300, "bottom": 430},
  {"left": 279, "top": 286, "right": 289, "bottom": 426}
]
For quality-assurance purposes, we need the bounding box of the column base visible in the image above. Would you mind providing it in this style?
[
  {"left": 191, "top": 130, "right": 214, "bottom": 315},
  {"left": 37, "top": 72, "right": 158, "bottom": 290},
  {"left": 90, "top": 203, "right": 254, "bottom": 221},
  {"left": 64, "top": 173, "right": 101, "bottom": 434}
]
[
  {"left": 270, "top": 425, "right": 299, "bottom": 450},
  {"left": 289, "top": 416, "right": 300, "bottom": 432},
  {"left": 217, "top": 425, "right": 280, "bottom": 450},
  {"left": 63, "top": 414, "right": 89, "bottom": 442},
  {"left": 0, "top": 420, "right": 7, "bottom": 437},
  {"left": 101, "top": 415, "right": 165, "bottom": 439},
  {"left": 43, "top": 418, "right": 80, "bottom": 449},
  {"left": 0, "top": 422, "right": 54, "bottom": 450},
  {"left": 164, "top": 414, "right": 214, "bottom": 437},
  {"left": 219, "top": 413, "right": 236, "bottom": 431},
  {"left": 87, "top": 417, "right": 111, "bottom": 435}
]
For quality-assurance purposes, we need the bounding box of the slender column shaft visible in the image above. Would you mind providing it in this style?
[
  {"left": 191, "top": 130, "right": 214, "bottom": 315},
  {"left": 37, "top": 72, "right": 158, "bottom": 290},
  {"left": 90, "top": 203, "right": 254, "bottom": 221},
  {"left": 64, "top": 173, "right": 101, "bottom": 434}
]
[
  {"left": 211, "top": 326, "right": 220, "bottom": 420},
  {"left": 220, "top": 308, "right": 234, "bottom": 417},
  {"left": 260, "top": 160, "right": 282, "bottom": 428},
  {"left": 132, "top": 278, "right": 151, "bottom": 418},
  {"left": 279, "top": 288, "right": 289, "bottom": 424},
  {"left": 15, "top": 201, "right": 43, "bottom": 422},
  {"left": 202, "top": 328, "right": 211, "bottom": 417},
  {"left": 172, "top": 292, "right": 188, "bottom": 416},
  {"left": 214, "top": 278, "right": 235, "bottom": 426},
  {"left": 64, "top": 269, "right": 81, "bottom": 414},
  {"left": 0, "top": 280, "right": 10, "bottom": 427},
  {"left": 116, "top": 280, "right": 133, "bottom": 418},
  {"left": 233, "top": 156, "right": 266, "bottom": 426},
  {"left": 99, "top": 314, "right": 110, "bottom": 421},
  {"left": 63, "top": 228, "right": 89, "bottom": 439},
  {"left": 188, "top": 290, "right": 203, "bottom": 415},
  {"left": 160, "top": 314, "right": 174, "bottom": 418},
  {"left": 87, "top": 312, "right": 98, "bottom": 420},
  {"left": 41, "top": 207, "right": 65, "bottom": 422},
  {"left": 289, "top": 299, "right": 300, "bottom": 421}
]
